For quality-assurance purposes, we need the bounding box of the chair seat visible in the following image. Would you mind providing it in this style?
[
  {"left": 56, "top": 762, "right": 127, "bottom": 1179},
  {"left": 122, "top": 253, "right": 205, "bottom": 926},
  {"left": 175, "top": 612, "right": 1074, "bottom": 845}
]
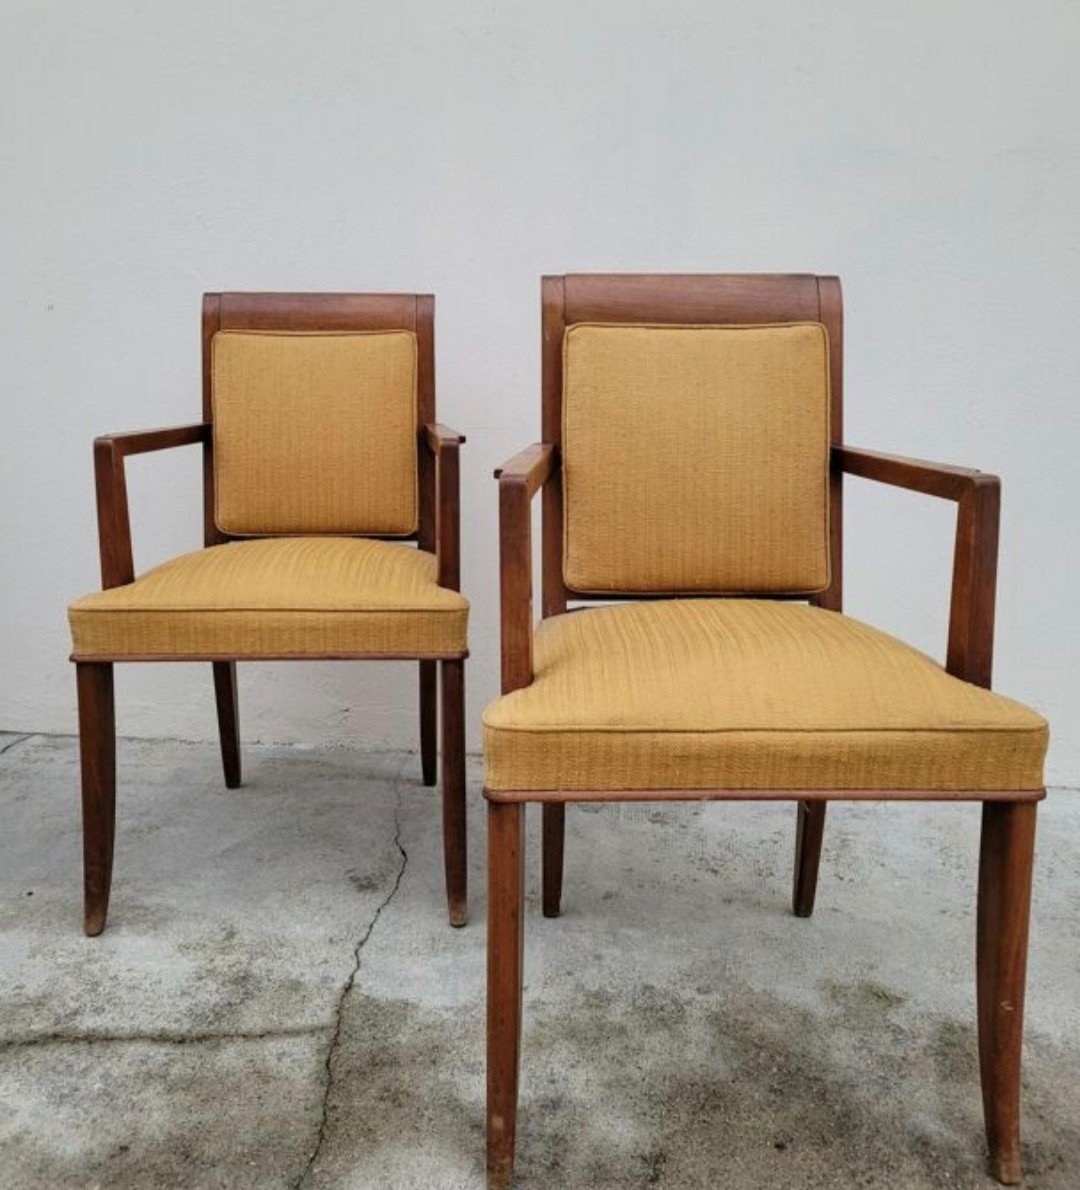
[
  {"left": 69, "top": 537, "right": 469, "bottom": 660},
  {"left": 482, "top": 600, "right": 1046, "bottom": 795}
]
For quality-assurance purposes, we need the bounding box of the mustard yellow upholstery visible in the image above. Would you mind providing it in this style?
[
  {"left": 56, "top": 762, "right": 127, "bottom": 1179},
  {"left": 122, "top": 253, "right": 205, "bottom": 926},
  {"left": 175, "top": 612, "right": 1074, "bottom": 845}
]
[
  {"left": 69, "top": 538, "right": 468, "bottom": 659},
  {"left": 562, "top": 322, "right": 831, "bottom": 594},
  {"left": 482, "top": 601, "right": 1047, "bottom": 792},
  {"left": 212, "top": 330, "right": 418, "bottom": 536}
]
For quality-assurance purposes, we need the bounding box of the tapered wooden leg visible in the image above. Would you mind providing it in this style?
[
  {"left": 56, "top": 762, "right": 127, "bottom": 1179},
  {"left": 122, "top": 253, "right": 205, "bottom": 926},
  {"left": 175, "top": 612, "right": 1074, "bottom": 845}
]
[
  {"left": 487, "top": 800, "right": 525, "bottom": 1189},
  {"left": 793, "top": 799, "right": 827, "bottom": 917},
  {"left": 212, "top": 661, "right": 241, "bottom": 789},
  {"left": 542, "top": 803, "right": 565, "bottom": 918},
  {"left": 977, "top": 800, "right": 1037, "bottom": 1185},
  {"left": 441, "top": 659, "right": 467, "bottom": 927},
  {"left": 77, "top": 662, "right": 116, "bottom": 937},
  {"left": 420, "top": 659, "right": 437, "bottom": 787}
]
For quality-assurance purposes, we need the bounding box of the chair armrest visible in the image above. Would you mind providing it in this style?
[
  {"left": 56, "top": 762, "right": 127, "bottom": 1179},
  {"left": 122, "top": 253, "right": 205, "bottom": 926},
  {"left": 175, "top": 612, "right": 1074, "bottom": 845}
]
[
  {"left": 494, "top": 443, "right": 555, "bottom": 495},
  {"left": 837, "top": 445, "right": 1000, "bottom": 687},
  {"left": 93, "top": 423, "right": 210, "bottom": 589},
  {"left": 97, "top": 423, "right": 210, "bottom": 458},
  {"left": 496, "top": 444, "right": 557, "bottom": 692},
  {"left": 423, "top": 423, "right": 465, "bottom": 589},
  {"left": 424, "top": 422, "right": 466, "bottom": 453},
  {"left": 836, "top": 445, "right": 995, "bottom": 500}
]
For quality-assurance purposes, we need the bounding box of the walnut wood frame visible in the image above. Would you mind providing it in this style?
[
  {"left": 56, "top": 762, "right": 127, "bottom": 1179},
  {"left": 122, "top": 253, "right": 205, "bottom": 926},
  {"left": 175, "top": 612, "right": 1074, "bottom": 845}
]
[
  {"left": 74, "top": 292, "right": 469, "bottom": 936},
  {"left": 486, "top": 274, "right": 1041, "bottom": 1187}
]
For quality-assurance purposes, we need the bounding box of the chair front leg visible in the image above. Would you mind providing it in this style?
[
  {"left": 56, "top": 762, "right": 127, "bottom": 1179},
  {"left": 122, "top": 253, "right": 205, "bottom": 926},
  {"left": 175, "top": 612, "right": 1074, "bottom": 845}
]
[
  {"left": 212, "top": 661, "right": 241, "bottom": 789},
  {"left": 977, "top": 800, "right": 1037, "bottom": 1185},
  {"left": 542, "top": 803, "right": 565, "bottom": 918},
  {"left": 76, "top": 662, "right": 116, "bottom": 937},
  {"left": 792, "top": 799, "right": 827, "bottom": 917},
  {"left": 488, "top": 800, "right": 525, "bottom": 1189},
  {"left": 441, "top": 658, "right": 467, "bottom": 926}
]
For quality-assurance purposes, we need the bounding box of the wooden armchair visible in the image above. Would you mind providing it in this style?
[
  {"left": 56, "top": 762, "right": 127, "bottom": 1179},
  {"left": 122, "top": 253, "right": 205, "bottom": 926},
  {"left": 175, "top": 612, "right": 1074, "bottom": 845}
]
[
  {"left": 483, "top": 274, "right": 1048, "bottom": 1187},
  {"left": 68, "top": 292, "right": 469, "bottom": 934}
]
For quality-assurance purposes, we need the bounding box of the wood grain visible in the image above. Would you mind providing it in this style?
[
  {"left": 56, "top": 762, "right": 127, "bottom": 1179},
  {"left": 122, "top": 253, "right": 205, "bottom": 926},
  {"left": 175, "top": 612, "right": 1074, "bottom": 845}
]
[
  {"left": 977, "top": 801, "right": 1037, "bottom": 1184},
  {"left": 838, "top": 446, "right": 1000, "bottom": 686},
  {"left": 496, "top": 444, "right": 555, "bottom": 694},
  {"left": 94, "top": 424, "right": 208, "bottom": 588},
  {"left": 486, "top": 801, "right": 525, "bottom": 1190},
  {"left": 76, "top": 662, "right": 115, "bottom": 937},
  {"left": 419, "top": 659, "right": 437, "bottom": 787},
  {"left": 212, "top": 661, "right": 241, "bottom": 789},
  {"left": 441, "top": 657, "right": 467, "bottom": 927}
]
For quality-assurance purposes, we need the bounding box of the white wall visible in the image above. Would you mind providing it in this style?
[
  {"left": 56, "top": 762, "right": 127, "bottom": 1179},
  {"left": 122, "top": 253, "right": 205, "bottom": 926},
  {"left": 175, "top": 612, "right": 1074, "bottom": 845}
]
[{"left": 3, "top": 1, "right": 1078, "bottom": 782}]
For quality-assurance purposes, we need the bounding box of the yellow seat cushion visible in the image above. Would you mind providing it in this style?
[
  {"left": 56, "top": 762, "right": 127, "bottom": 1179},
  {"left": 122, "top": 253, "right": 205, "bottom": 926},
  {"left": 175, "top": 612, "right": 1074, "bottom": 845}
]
[
  {"left": 212, "top": 330, "right": 419, "bottom": 536},
  {"left": 482, "top": 600, "right": 1046, "bottom": 793},
  {"left": 69, "top": 538, "right": 468, "bottom": 659},
  {"left": 562, "top": 322, "right": 832, "bottom": 594}
]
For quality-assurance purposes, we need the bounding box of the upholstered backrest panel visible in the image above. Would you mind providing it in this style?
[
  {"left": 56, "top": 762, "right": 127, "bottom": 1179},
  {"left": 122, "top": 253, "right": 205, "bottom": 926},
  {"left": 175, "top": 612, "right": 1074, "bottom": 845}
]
[
  {"left": 212, "top": 330, "right": 418, "bottom": 535},
  {"left": 562, "top": 322, "right": 831, "bottom": 593}
]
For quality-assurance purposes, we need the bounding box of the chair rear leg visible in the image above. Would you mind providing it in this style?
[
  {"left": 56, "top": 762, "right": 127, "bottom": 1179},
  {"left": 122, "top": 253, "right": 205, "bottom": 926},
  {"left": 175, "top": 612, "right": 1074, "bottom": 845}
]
[
  {"left": 212, "top": 661, "right": 241, "bottom": 789},
  {"left": 542, "top": 804, "right": 565, "bottom": 918},
  {"left": 487, "top": 800, "right": 525, "bottom": 1189},
  {"left": 441, "top": 658, "right": 467, "bottom": 926},
  {"left": 793, "top": 799, "right": 827, "bottom": 917},
  {"left": 977, "top": 800, "right": 1037, "bottom": 1185},
  {"left": 419, "top": 659, "right": 437, "bottom": 786},
  {"left": 77, "top": 662, "right": 116, "bottom": 937}
]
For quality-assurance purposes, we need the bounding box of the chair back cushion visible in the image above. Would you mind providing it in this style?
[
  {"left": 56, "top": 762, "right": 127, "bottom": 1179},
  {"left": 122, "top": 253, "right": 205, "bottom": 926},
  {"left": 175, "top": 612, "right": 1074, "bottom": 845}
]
[
  {"left": 562, "top": 321, "right": 831, "bottom": 593},
  {"left": 211, "top": 330, "right": 418, "bottom": 535}
]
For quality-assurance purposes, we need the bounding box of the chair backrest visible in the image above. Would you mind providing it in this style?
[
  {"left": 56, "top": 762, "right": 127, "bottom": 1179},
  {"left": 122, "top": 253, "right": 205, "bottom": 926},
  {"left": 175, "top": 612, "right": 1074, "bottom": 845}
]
[
  {"left": 201, "top": 292, "right": 436, "bottom": 549},
  {"left": 540, "top": 274, "right": 843, "bottom": 615}
]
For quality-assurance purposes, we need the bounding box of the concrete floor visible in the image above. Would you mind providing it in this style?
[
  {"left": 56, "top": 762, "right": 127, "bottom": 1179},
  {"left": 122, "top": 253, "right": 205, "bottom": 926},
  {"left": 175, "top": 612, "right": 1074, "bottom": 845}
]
[{"left": 1, "top": 732, "right": 1078, "bottom": 1189}]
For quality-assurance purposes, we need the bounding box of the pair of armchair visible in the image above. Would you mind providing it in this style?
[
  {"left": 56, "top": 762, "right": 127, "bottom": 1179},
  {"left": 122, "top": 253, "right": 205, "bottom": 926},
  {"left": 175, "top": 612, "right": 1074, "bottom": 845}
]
[{"left": 67, "top": 278, "right": 1047, "bottom": 1187}]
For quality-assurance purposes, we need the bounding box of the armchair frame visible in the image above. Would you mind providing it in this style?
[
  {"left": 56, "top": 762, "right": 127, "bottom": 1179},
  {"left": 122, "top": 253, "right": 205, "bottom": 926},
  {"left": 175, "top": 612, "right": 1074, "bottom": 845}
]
[
  {"left": 75, "top": 292, "right": 469, "bottom": 935},
  {"left": 486, "top": 274, "right": 1040, "bottom": 1187}
]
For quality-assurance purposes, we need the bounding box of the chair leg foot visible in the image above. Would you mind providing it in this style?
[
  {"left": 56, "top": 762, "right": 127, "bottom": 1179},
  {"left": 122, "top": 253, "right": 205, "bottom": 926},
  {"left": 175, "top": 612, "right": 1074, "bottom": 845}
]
[
  {"left": 77, "top": 663, "right": 116, "bottom": 937},
  {"left": 420, "top": 660, "right": 437, "bottom": 787},
  {"left": 487, "top": 801, "right": 525, "bottom": 1188},
  {"left": 542, "top": 803, "right": 565, "bottom": 918},
  {"left": 212, "top": 661, "right": 241, "bottom": 789},
  {"left": 84, "top": 906, "right": 108, "bottom": 938},
  {"left": 487, "top": 1157, "right": 514, "bottom": 1190},
  {"left": 977, "top": 801, "right": 1037, "bottom": 1186},
  {"left": 990, "top": 1153, "right": 1023, "bottom": 1187},
  {"left": 792, "top": 799, "right": 827, "bottom": 917},
  {"left": 441, "top": 659, "right": 467, "bottom": 926}
]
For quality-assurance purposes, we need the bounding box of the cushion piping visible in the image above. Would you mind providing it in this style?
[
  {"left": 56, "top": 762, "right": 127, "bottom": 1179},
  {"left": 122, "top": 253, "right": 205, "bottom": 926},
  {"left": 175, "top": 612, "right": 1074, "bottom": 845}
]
[
  {"left": 210, "top": 329, "right": 420, "bottom": 538},
  {"left": 560, "top": 321, "right": 832, "bottom": 596}
]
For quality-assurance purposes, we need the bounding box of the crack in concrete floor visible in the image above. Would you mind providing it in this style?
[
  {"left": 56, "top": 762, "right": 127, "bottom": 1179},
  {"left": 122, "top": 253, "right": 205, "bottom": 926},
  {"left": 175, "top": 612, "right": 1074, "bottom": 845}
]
[
  {"left": 293, "top": 774, "right": 411, "bottom": 1190},
  {"left": 0, "top": 1024, "right": 329, "bottom": 1051},
  {"left": 0, "top": 733, "right": 33, "bottom": 755}
]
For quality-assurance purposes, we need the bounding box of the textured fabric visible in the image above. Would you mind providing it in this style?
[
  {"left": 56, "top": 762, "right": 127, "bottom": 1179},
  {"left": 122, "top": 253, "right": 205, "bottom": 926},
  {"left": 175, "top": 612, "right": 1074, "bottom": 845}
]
[
  {"left": 212, "top": 330, "right": 418, "bottom": 536},
  {"left": 562, "top": 322, "right": 831, "bottom": 594},
  {"left": 482, "top": 600, "right": 1047, "bottom": 792},
  {"left": 69, "top": 538, "right": 468, "bottom": 658}
]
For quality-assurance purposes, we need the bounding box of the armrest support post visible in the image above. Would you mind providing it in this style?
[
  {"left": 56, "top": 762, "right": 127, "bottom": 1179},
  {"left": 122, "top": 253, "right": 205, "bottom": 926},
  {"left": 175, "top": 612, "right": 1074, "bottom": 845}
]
[
  {"left": 947, "top": 476, "right": 1000, "bottom": 687},
  {"left": 436, "top": 439, "right": 461, "bottom": 590},
  {"left": 837, "top": 446, "right": 1000, "bottom": 687},
  {"left": 495, "top": 444, "right": 556, "bottom": 692},
  {"left": 91, "top": 423, "right": 209, "bottom": 589},
  {"left": 424, "top": 423, "right": 466, "bottom": 591},
  {"left": 94, "top": 438, "right": 134, "bottom": 589}
]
